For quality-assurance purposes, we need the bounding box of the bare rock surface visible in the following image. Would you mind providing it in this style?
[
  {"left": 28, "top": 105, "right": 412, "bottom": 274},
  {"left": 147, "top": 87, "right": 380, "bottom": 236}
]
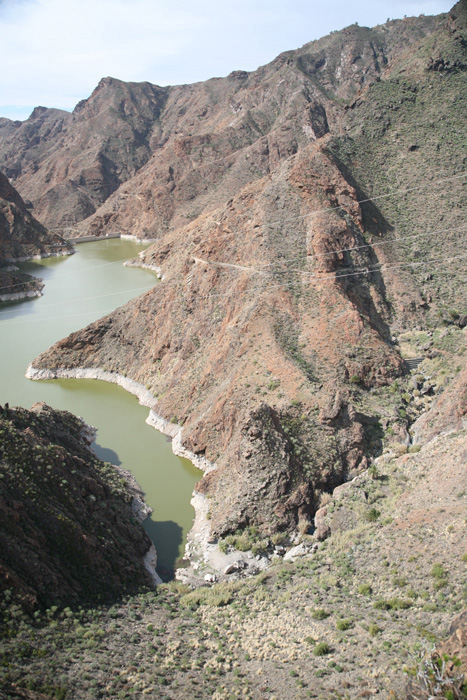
[
  {"left": 23, "top": 3, "right": 467, "bottom": 551},
  {"left": 0, "top": 170, "right": 72, "bottom": 298}
]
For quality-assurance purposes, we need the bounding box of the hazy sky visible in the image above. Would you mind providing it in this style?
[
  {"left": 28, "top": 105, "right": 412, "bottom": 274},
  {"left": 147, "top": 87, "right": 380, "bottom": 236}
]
[{"left": 1, "top": 0, "right": 454, "bottom": 121}]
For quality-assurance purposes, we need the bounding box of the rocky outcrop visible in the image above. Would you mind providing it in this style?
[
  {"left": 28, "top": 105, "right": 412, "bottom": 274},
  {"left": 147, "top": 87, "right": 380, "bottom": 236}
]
[
  {"left": 0, "top": 402, "right": 158, "bottom": 611},
  {"left": 0, "top": 171, "right": 70, "bottom": 262},
  {"left": 439, "top": 611, "right": 467, "bottom": 674},
  {"left": 0, "top": 16, "right": 442, "bottom": 234},
  {"left": 14, "top": 5, "right": 467, "bottom": 550},
  {"left": 0, "top": 171, "right": 72, "bottom": 298},
  {"left": 412, "top": 363, "right": 467, "bottom": 443}
]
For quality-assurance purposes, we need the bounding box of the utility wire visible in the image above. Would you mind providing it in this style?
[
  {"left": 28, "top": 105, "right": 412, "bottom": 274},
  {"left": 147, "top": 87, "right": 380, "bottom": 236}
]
[
  {"left": 191, "top": 251, "right": 467, "bottom": 300},
  {"left": 197, "top": 223, "right": 467, "bottom": 272},
  {"left": 2, "top": 251, "right": 464, "bottom": 326},
  {"left": 1, "top": 169, "right": 463, "bottom": 293},
  {"left": 0, "top": 308, "right": 122, "bottom": 326},
  {"left": 0, "top": 285, "right": 156, "bottom": 317},
  {"left": 0, "top": 252, "right": 154, "bottom": 292},
  {"left": 70, "top": 168, "right": 465, "bottom": 251},
  {"left": 193, "top": 170, "right": 465, "bottom": 243},
  {"left": 2, "top": 221, "right": 464, "bottom": 314}
]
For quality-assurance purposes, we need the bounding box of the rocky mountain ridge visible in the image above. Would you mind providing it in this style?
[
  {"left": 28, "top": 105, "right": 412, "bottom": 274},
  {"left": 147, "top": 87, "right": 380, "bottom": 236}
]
[
  {"left": 0, "top": 171, "right": 72, "bottom": 300},
  {"left": 0, "top": 14, "right": 444, "bottom": 234},
  {"left": 22, "top": 2, "right": 467, "bottom": 580}
]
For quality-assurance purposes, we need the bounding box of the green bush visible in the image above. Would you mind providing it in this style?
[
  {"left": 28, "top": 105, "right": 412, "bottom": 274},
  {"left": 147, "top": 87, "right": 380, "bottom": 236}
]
[
  {"left": 336, "top": 619, "right": 352, "bottom": 631},
  {"left": 312, "top": 609, "right": 330, "bottom": 620},
  {"left": 431, "top": 563, "right": 447, "bottom": 580},
  {"left": 365, "top": 508, "right": 381, "bottom": 522},
  {"left": 181, "top": 584, "right": 234, "bottom": 608},
  {"left": 387, "top": 597, "right": 412, "bottom": 610},
  {"left": 313, "top": 642, "right": 331, "bottom": 656},
  {"left": 375, "top": 597, "right": 412, "bottom": 611}
]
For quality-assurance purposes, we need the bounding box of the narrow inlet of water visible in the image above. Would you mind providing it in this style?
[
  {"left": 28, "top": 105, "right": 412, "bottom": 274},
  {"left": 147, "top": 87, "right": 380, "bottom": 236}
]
[{"left": 0, "top": 239, "right": 200, "bottom": 576}]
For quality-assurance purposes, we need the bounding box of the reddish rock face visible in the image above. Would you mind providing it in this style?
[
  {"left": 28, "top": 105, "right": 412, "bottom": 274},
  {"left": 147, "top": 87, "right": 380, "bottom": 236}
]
[
  {"left": 413, "top": 364, "right": 467, "bottom": 443},
  {"left": 28, "top": 140, "right": 405, "bottom": 536},
  {"left": 0, "top": 171, "right": 69, "bottom": 263},
  {"left": 0, "top": 15, "right": 442, "bottom": 234},
  {"left": 0, "top": 170, "right": 72, "bottom": 297},
  {"left": 18, "top": 5, "right": 467, "bottom": 539},
  {"left": 439, "top": 611, "right": 467, "bottom": 676}
]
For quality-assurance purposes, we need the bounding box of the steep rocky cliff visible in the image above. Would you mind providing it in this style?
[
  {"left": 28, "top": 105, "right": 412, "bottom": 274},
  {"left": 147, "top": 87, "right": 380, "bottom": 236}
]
[
  {"left": 20, "top": 4, "right": 467, "bottom": 559},
  {"left": 0, "top": 171, "right": 72, "bottom": 299},
  {"left": 0, "top": 15, "right": 443, "bottom": 233},
  {"left": 0, "top": 402, "right": 156, "bottom": 613},
  {"left": 0, "top": 171, "right": 70, "bottom": 262}
]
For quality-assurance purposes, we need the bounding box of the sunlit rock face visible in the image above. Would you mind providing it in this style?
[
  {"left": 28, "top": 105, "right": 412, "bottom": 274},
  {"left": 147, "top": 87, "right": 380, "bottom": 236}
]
[{"left": 18, "top": 4, "right": 467, "bottom": 544}]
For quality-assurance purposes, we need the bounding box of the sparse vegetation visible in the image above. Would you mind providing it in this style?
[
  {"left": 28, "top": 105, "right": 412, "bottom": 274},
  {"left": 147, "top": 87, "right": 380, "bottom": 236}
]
[
  {"left": 313, "top": 642, "right": 331, "bottom": 656},
  {"left": 0, "top": 6, "right": 466, "bottom": 700}
]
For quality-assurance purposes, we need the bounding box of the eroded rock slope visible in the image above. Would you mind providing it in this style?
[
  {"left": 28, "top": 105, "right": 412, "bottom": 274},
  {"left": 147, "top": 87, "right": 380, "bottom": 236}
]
[
  {"left": 0, "top": 14, "right": 443, "bottom": 233},
  {"left": 24, "top": 4, "right": 467, "bottom": 549},
  {"left": 0, "top": 171, "right": 71, "bottom": 299}
]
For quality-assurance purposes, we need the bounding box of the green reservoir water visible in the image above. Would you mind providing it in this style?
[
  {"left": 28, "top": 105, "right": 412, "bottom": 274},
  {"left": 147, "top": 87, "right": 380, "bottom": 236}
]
[{"left": 0, "top": 239, "right": 200, "bottom": 576}]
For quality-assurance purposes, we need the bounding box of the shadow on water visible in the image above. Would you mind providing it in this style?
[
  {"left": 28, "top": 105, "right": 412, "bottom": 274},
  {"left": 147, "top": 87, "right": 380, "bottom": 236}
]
[
  {"left": 93, "top": 441, "right": 122, "bottom": 466},
  {"left": 144, "top": 517, "right": 184, "bottom": 581}
]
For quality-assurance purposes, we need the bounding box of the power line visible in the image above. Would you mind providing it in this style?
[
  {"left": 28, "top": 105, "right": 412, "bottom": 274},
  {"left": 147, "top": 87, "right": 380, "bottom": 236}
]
[
  {"left": 2, "top": 251, "right": 464, "bottom": 326},
  {"left": 192, "top": 170, "right": 465, "bottom": 244},
  {"left": 0, "top": 169, "right": 464, "bottom": 315},
  {"left": 340, "top": 114, "right": 466, "bottom": 139},
  {"left": 2, "top": 253, "right": 463, "bottom": 326},
  {"left": 190, "top": 251, "right": 467, "bottom": 300},
  {"left": 0, "top": 250, "right": 154, "bottom": 292},
  {"left": 196, "top": 223, "right": 467, "bottom": 272},
  {"left": 0, "top": 169, "right": 463, "bottom": 294},
  {"left": 169, "top": 221, "right": 467, "bottom": 282},
  {"left": 91, "top": 116, "right": 465, "bottom": 214},
  {"left": 0, "top": 308, "right": 122, "bottom": 326},
  {"left": 3, "top": 220, "right": 460, "bottom": 312},
  {"left": 0, "top": 284, "right": 156, "bottom": 317}
]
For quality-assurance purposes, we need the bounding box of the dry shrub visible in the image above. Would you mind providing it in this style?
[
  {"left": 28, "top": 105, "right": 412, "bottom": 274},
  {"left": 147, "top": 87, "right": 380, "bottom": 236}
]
[
  {"left": 318, "top": 491, "right": 332, "bottom": 508},
  {"left": 298, "top": 518, "right": 312, "bottom": 535},
  {"left": 406, "top": 647, "right": 465, "bottom": 699}
]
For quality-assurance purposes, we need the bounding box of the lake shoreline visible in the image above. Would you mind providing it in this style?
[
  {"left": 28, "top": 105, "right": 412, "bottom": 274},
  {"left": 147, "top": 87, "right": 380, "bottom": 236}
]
[{"left": 25, "top": 364, "right": 217, "bottom": 581}]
